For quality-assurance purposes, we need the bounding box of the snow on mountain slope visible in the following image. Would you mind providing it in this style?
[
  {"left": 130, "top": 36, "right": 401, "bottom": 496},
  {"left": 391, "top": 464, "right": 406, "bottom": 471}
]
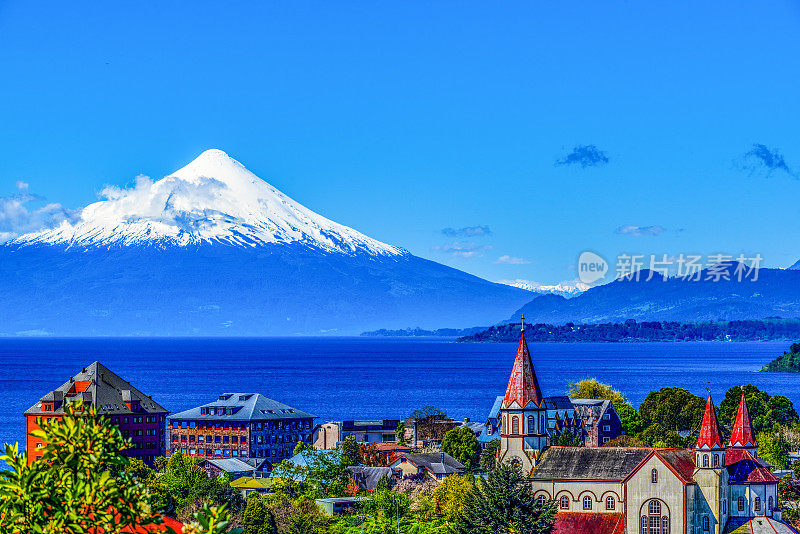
[
  {"left": 498, "top": 278, "right": 589, "bottom": 297},
  {"left": 12, "top": 149, "right": 404, "bottom": 256}
]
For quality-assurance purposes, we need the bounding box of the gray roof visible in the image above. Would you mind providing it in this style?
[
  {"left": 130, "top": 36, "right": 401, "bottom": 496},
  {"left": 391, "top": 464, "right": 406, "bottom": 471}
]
[
  {"left": 170, "top": 393, "right": 316, "bottom": 421},
  {"left": 531, "top": 447, "right": 652, "bottom": 481},
  {"left": 571, "top": 399, "right": 614, "bottom": 422},
  {"left": 201, "top": 457, "right": 268, "bottom": 473},
  {"left": 24, "top": 361, "right": 167, "bottom": 416},
  {"left": 487, "top": 395, "right": 504, "bottom": 420},
  {"left": 393, "top": 452, "right": 465, "bottom": 475},
  {"left": 544, "top": 396, "right": 575, "bottom": 411},
  {"left": 348, "top": 466, "right": 400, "bottom": 491}
]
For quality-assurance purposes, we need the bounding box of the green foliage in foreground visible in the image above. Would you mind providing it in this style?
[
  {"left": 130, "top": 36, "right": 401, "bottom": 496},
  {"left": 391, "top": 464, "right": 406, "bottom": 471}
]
[
  {"left": 0, "top": 399, "right": 241, "bottom": 534},
  {"left": 450, "top": 462, "right": 556, "bottom": 534},
  {"left": 440, "top": 426, "right": 481, "bottom": 470}
]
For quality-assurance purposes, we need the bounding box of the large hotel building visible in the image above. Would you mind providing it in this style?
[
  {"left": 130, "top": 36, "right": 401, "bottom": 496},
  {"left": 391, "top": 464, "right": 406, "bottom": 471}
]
[{"left": 168, "top": 393, "right": 316, "bottom": 466}]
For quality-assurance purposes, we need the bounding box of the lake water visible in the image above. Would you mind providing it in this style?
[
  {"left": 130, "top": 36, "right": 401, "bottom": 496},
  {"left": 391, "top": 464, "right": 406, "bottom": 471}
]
[{"left": 1, "top": 337, "right": 799, "bottom": 452}]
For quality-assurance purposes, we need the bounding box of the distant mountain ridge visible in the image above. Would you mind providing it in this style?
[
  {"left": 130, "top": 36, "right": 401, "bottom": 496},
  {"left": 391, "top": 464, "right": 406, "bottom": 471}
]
[
  {"left": 497, "top": 279, "right": 588, "bottom": 298},
  {"left": 0, "top": 150, "right": 531, "bottom": 336},
  {"left": 509, "top": 263, "right": 800, "bottom": 325}
]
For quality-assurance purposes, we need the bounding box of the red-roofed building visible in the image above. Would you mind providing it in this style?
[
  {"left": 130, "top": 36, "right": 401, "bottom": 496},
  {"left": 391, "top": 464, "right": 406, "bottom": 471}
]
[
  {"left": 553, "top": 512, "right": 625, "bottom": 534},
  {"left": 497, "top": 321, "right": 549, "bottom": 474}
]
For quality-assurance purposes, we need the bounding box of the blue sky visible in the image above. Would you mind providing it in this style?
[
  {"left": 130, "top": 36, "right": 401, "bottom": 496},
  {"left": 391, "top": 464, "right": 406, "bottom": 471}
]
[{"left": 1, "top": 1, "right": 799, "bottom": 284}]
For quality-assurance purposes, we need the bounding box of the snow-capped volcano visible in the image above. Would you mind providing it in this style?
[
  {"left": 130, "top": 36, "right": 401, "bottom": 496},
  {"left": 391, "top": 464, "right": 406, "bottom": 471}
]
[{"left": 14, "top": 149, "right": 403, "bottom": 256}]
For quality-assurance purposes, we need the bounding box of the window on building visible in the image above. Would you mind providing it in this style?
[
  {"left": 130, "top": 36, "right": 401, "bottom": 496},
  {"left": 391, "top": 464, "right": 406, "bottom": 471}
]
[
  {"left": 661, "top": 517, "right": 668, "bottom": 534},
  {"left": 738, "top": 496, "right": 745, "bottom": 511},
  {"left": 723, "top": 500, "right": 727, "bottom": 514},
  {"left": 560, "top": 496, "right": 569, "bottom": 509},
  {"left": 528, "top": 416, "right": 535, "bottom": 433},
  {"left": 649, "top": 500, "right": 660, "bottom": 515},
  {"left": 512, "top": 416, "right": 520, "bottom": 435},
  {"left": 769, "top": 496, "right": 774, "bottom": 510},
  {"left": 754, "top": 496, "right": 760, "bottom": 512},
  {"left": 640, "top": 516, "right": 647, "bottom": 534},
  {"left": 603, "top": 425, "right": 610, "bottom": 432},
  {"left": 651, "top": 469, "right": 658, "bottom": 483},
  {"left": 713, "top": 454, "right": 719, "bottom": 467},
  {"left": 702, "top": 516, "right": 709, "bottom": 531},
  {"left": 602, "top": 437, "right": 610, "bottom": 443},
  {"left": 603, "top": 413, "right": 610, "bottom": 420},
  {"left": 536, "top": 495, "right": 546, "bottom": 507},
  {"left": 583, "top": 496, "right": 592, "bottom": 510},
  {"left": 606, "top": 496, "right": 615, "bottom": 510},
  {"left": 703, "top": 455, "right": 709, "bottom": 467}
]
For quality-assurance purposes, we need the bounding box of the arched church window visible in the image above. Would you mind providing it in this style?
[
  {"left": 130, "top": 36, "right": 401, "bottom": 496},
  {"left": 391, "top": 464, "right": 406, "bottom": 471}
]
[
  {"left": 640, "top": 516, "right": 647, "bottom": 534},
  {"left": 702, "top": 516, "right": 709, "bottom": 531},
  {"left": 512, "top": 416, "right": 519, "bottom": 435},
  {"left": 606, "top": 496, "right": 615, "bottom": 510},
  {"left": 703, "top": 455, "right": 709, "bottom": 467},
  {"left": 754, "top": 496, "right": 760, "bottom": 512},
  {"left": 651, "top": 468, "right": 658, "bottom": 483},
  {"left": 583, "top": 496, "right": 592, "bottom": 510},
  {"left": 713, "top": 454, "right": 719, "bottom": 466},
  {"left": 540, "top": 415, "right": 545, "bottom": 432},
  {"left": 738, "top": 496, "right": 745, "bottom": 511},
  {"left": 648, "top": 500, "right": 661, "bottom": 515},
  {"left": 528, "top": 416, "right": 535, "bottom": 433},
  {"left": 723, "top": 500, "right": 726, "bottom": 514},
  {"left": 661, "top": 517, "right": 668, "bottom": 534},
  {"left": 560, "top": 495, "right": 569, "bottom": 509},
  {"left": 536, "top": 495, "right": 546, "bottom": 507}
]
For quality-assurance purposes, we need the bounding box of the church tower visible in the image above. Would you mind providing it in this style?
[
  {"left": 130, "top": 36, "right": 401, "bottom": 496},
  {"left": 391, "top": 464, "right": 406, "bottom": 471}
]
[
  {"left": 729, "top": 390, "right": 757, "bottom": 455},
  {"left": 693, "top": 392, "right": 728, "bottom": 534},
  {"left": 497, "top": 317, "right": 548, "bottom": 475}
]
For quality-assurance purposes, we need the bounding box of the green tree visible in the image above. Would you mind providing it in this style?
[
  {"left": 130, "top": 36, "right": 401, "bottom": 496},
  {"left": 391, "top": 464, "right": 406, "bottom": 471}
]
[
  {"left": 550, "top": 429, "right": 583, "bottom": 446},
  {"left": 0, "top": 399, "right": 241, "bottom": 534},
  {"left": 568, "top": 378, "right": 626, "bottom": 405},
  {"left": 481, "top": 439, "right": 501, "bottom": 470},
  {"left": 451, "top": 462, "right": 556, "bottom": 534},
  {"left": 431, "top": 475, "right": 474, "bottom": 520},
  {"left": 639, "top": 387, "right": 705, "bottom": 432},
  {"left": 341, "top": 436, "right": 361, "bottom": 467},
  {"left": 395, "top": 421, "right": 407, "bottom": 445},
  {"left": 242, "top": 494, "right": 277, "bottom": 534},
  {"left": 638, "top": 423, "right": 685, "bottom": 448},
  {"left": 757, "top": 428, "right": 790, "bottom": 470},
  {"left": 293, "top": 441, "right": 314, "bottom": 456},
  {"left": 718, "top": 385, "right": 798, "bottom": 437},
  {"left": 441, "top": 427, "right": 481, "bottom": 471},
  {"left": 615, "top": 402, "right": 646, "bottom": 436}
]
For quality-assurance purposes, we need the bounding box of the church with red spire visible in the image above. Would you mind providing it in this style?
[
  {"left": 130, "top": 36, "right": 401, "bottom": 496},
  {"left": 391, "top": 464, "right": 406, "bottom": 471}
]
[{"left": 496, "top": 323, "right": 788, "bottom": 533}]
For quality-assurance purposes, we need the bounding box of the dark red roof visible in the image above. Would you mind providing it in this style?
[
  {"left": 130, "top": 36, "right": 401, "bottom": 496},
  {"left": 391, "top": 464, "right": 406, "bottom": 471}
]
[
  {"left": 89, "top": 515, "right": 183, "bottom": 533},
  {"left": 729, "top": 391, "right": 756, "bottom": 448},
  {"left": 501, "top": 331, "right": 543, "bottom": 409},
  {"left": 726, "top": 449, "right": 778, "bottom": 484},
  {"left": 655, "top": 449, "right": 696, "bottom": 484},
  {"left": 554, "top": 513, "right": 625, "bottom": 534},
  {"left": 696, "top": 393, "right": 723, "bottom": 449}
]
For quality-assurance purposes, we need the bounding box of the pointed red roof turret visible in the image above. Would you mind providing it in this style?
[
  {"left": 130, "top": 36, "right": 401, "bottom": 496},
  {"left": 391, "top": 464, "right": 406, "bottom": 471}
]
[
  {"left": 696, "top": 392, "right": 723, "bottom": 449},
  {"left": 729, "top": 390, "right": 756, "bottom": 448},
  {"left": 501, "top": 323, "right": 544, "bottom": 409}
]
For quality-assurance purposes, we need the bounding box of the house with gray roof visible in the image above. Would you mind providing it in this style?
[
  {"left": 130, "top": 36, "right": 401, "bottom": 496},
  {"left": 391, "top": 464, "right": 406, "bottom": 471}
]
[{"left": 388, "top": 452, "right": 465, "bottom": 481}]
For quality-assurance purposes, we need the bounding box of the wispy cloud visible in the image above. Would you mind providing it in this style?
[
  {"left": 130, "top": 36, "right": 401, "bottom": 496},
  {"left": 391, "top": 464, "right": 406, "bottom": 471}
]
[
  {"left": 0, "top": 181, "right": 77, "bottom": 243},
  {"left": 431, "top": 241, "right": 493, "bottom": 259},
  {"left": 737, "top": 143, "right": 796, "bottom": 178},
  {"left": 615, "top": 225, "right": 666, "bottom": 237},
  {"left": 441, "top": 225, "right": 492, "bottom": 238},
  {"left": 495, "top": 255, "right": 531, "bottom": 264},
  {"left": 556, "top": 145, "right": 609, "bottom": 168}
]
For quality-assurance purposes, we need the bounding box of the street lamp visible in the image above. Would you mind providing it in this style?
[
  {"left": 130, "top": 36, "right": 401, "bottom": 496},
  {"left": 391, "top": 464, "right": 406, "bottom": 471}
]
[{"left": 392, "top": 495, "right": 401, "bottom": 534}]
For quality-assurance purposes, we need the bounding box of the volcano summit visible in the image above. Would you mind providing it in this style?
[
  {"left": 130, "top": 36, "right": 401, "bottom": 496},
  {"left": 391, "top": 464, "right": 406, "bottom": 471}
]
[{"left": 1, "top": 150, "right": 529, "bottom": 335}]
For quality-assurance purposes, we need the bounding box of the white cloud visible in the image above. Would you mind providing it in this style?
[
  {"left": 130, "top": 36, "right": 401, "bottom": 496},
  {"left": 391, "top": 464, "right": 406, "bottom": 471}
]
[
  {"left": 495, "top": 255, "right": 531, "bottom": 264},
  {"left": 0, "top": 182, "right": 77, "bottom": 243},
  {"left": 615, "top": 225, "right": 666, "bottom": 237},
  {"left": 431, "top": 241, "right": 493, "bottom": 259}
]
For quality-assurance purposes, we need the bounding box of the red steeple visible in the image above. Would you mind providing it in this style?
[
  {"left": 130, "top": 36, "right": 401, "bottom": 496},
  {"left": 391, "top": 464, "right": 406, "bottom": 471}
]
[
  {"left": 696, "top": 392, "right": 723, "bottom": 449},
  {"left": 729, "top": 390, "right": 756, "bottom": 447},
  {"left": 501, "top": 319, "right": 544, "bottom": 409}
]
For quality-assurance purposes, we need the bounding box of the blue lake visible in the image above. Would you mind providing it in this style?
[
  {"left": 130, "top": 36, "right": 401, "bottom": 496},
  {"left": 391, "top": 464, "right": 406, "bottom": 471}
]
[{"left": 1, "top": 337, "right": 799, "bottom": 452}]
